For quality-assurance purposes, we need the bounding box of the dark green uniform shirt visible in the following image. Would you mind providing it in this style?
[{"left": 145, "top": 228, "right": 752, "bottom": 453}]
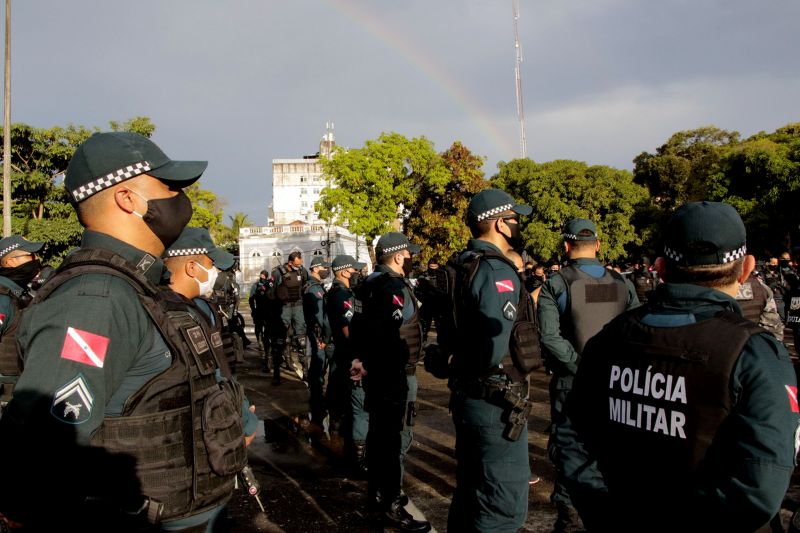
[
  {"left": 9, "top": 231, "right": 171, "bottom": 443},
  {"left": 453, "top": 239, "right": 522, "bottom": 379},
  {"left": 327, "top": 279, "right": 354, "bottom": 350},
  {"left": 304, "top": 277, "right": 331, "bottom": 342},
  {"left": 0, "top": 276, "right": 23, "bottom": 337}
]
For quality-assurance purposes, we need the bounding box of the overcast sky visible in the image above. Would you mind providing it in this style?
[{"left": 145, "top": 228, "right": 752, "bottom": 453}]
[{"left": 10, "top": 0, "right": 800, "bottom": 225}]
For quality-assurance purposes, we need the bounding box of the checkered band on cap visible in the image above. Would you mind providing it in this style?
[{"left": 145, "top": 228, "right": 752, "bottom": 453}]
[
  {"left": 0, "top": 242, "right": 21, "bottom": 258},
  {"left": 476, "top": 203, "right": 513, "bottom": 222},
  {"left": 167, "top": 247, "right": 208, "bottom": 257},
  {"left": 71, "top": 161, "right": 151, "bottom": 202},
  {"left": 663, "top": 246, "right": 684, "bottom": 262},
  {"left": 722, "top": 244, "right": 747, "bottom": 263},
  {"left": 563, "top": 233, "right": 578, "bottom": 240},
  {"left": 378, "top": 243, "right": 408, "bottom": 254},
  {"left": 332, "top": 263, "right": 353, "bottom": 272}
]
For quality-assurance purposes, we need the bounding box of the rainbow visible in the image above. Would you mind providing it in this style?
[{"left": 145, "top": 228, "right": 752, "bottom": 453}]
[{"left": 320, "top": 0, "right": 516, "bottom": 160}]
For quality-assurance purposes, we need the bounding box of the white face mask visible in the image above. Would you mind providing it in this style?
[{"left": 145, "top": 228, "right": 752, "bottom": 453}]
[{"left": 195, "top": 262, "right": 218, "bottom": 298}]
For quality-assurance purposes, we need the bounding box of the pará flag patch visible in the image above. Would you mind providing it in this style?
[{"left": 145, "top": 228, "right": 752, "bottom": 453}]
[
  {"left": 60, "top": 327, "right": 109, "bottom": 368},
  {"left": 0, "top": 313, "right": 5, "bottom": 326},
  {"left": 393, "top": 294, "right": 404, "bottom": 307},
  {"left": 787, "top": 385, "right": 799, "bottom": 413},
  {"left": 343, "top": 300, "right": 352, "bottom": 309},
  {"left": 495, "top": 280, "right": 514, "bottom": 293}
]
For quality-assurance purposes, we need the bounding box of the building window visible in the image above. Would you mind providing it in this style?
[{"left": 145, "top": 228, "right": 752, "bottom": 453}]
[
  {"left": 300, "top": 176, "right": 307, "bottom": 183},
  {"left": 301, "top": 201, "right": 308, "bottom": 208},
  {"left": 300, "top": 188, "right": 307, "bottom": 195},
  {"left": 313, "top": 188, "right": 320, "bottom": 194}
]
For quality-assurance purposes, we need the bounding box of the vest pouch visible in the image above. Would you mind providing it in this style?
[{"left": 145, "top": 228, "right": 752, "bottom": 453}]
[
  {"left": 399, "top": 321, "right": 423, "bottom": 364},
  {"left": 180, "top": 324, "right": 217, "bottom": 376},
  {"left": 509, "top": 320, "right": 542, "bottom": 374},
  {"left": 201, "top": 380, "right": 247, "bottom": 477}
]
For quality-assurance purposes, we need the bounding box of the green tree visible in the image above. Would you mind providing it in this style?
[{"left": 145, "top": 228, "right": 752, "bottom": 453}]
[
  {"left": 318, "top": 132, "right": 448, "bottom": 262},
  {"left": 492, "top": 159, "right": 647, "bottom": 262},
  {"left": 186, "top": 182, "right": 226, "bottom": 239},
  {"left": 405, "top": 141, "right": 488, "bottom": 263}
]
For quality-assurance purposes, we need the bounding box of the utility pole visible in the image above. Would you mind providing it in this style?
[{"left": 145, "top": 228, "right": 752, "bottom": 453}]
[
  {"left": 3, "top": 0, "right": 10, "bottom": 236},
  {"left": 513, "top": 0, "right": 527, "bottom": 159}
]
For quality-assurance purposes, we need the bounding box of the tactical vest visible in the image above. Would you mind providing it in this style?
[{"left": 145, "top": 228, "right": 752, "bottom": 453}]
[
  {"left": 785, "top": 283, "right": 800, "bottom": 328},
  {"left": 275, "top": 265, "right": 305, "bottom": 303},
  {"left": 633, "top": 272, "right": 655, "bottom": 304},
  {"left": 0, "top": 285, "right": 25, "bottom": 404},
  {"left": 352, "top": 272, "right": 423, "bottom": 365},
  {"left": 558, "top": 265, "right": 629, "bottom": 355},
  {"left": 442, "top": 250, "right": 542, "bottom": 382},
  {"left": 735, "top": 277, "right": 768, "bottom": 325},
  {"left": 579, "top": 308, "right": 763, "bottom": 500},
  {"left": 202, "top": 298, "right": 244, "bottom": 366},
  {"left": 33, "top": 249, "right": 247, "bottom": 522}
]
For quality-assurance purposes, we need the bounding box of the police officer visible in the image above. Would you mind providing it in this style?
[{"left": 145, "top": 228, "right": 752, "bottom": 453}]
[
  {"left": 163, "top": 227, "right": 259, "bottom": 442},
  {"left": 350, "top": 232, "right": 430, "bottom": 533},
  {"left": 0, "top": 132, "right": 247, "bottom": 531},
  {"left": 249, "top": 270, "right": 270, "bottom": 352},
  {"left": 439, "top": 189, "right": 540, "bottom": 532},
  {"left": 271, "top": 251, "right": 308, "bottom": 380},
  {"left": 304, "top": 256, "right": 333, "bottom": 426},
  {"left": 538, "top": 217, "right": 639, "bottom": 532},
  {"left": 735, "top": 268, "right": 784, "bottom": 342},
  {"left": 561, "top": 201, "right": 799, "bottom": 532},
  {"left": 325, "top": 254, "right": 368, "bottom": 470},
  {"left": 0, "top": 236, "right": 45, "bottom": 412}
]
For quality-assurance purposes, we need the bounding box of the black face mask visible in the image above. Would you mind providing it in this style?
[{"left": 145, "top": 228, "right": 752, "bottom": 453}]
[
  {"left": 779, "top": 259, "right": 791, "bottom": 269},
  {"left": 402, "top": 257, "right": 413, "bottom": 277},
  {"left": 318, "top": 268, "right": 331, "bottom": 279},
  {"left": 0, "top": 259, "right": 42, "bottom": 287},
  {"left": 349, "top": 271, "right": 362, "bottom": 289},
  {"left": 136, "top": 190, "right": 193, "bottom": 249},
  {"left": 503, "top": 221, "right": 525, "bottom": 253}
]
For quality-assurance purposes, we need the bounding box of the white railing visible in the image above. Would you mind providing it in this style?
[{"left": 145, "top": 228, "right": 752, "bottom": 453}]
[{"left": 240, "top": 224, "right": 326, "bottom": 237}]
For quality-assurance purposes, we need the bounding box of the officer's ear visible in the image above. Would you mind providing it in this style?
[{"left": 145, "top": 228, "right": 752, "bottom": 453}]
[
  {"left": 654, "top": 257, "right": 667, "bottom": 281},
  {"left": 185, "top": 260, "right": 199, "bottom": 279},
  {"left": 114, "top": 186, "right": 139, "bottom": 214},
  {"left": 738, "top": 255, "right": 756, "bottom": 284}
]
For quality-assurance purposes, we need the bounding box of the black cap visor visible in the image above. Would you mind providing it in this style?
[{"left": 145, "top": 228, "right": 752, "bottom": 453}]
[{"left": 148, "top": 160, "right": 208, "bottom": 187}]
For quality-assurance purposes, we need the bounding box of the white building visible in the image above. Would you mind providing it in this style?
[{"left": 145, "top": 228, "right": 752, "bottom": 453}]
[{"left": 239, "top": 125, "right": 371, "bottom": 287}]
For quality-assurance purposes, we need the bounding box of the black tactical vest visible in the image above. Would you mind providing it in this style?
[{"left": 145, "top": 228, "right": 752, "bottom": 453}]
[
  {"left": 33, "top": 249, "right": 247, "bottom": 522},
  {"left": 577, "top": 307, "right": 763, "bottom": 503},
  {"left": 558, "top": 265, "right": 629, "bottom": 354},
  {"left": 785, "top": 283, "right": 800, "bottom": 328},
  {"left": 201, "top": 297, "right": 244, "bottom": 367},
  {"left": 0, "top": 285, "right": 24, "bottom": 405},
  {"left": 735, "top": 276, "right": 768, "bottom": 325},
  {"left": 275, "top": 265, "right": 305, "bottom": 303}
]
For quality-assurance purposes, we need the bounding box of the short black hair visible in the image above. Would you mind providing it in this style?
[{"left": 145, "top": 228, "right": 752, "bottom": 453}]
[{"left": 288, "top": 251, "right": 302, "bottom": 262}]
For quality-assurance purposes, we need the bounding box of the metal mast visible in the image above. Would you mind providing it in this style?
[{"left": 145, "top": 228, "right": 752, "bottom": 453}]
[{"left": 513, "top": 0, "right": 527, "bottom": 159}]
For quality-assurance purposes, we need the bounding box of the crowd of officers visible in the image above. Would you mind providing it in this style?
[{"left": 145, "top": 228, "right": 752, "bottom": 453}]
[{"left": 0, "top": 130, "right": 796, "bottom": 533}]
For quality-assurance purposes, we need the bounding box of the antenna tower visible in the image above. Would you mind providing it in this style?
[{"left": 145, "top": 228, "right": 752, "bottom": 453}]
[{"left": 513, "top": 0, "right": 527, "bottom": 159}]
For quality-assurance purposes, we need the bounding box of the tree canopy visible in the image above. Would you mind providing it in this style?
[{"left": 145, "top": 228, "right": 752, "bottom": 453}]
[{"left": 492, "top": 158, "right": 647, "bottom": 262}]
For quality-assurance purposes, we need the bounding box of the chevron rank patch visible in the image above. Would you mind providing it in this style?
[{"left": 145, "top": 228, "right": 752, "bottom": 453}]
[
  {"left": 51, "top": 374, "right": 94, "bottom": 424},
  {"left": 502, "top": 301, "right": 517, "bottom": 321},
  {"left": 60, "top": 327, "right": 110, "bottom": 368}
]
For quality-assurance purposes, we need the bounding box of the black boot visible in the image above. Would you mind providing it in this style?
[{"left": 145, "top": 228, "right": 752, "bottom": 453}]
[
  {"left": 382, "top": 498, "right": 431, "bottom": 532},
  {"left": 353, "top": 440, "right": 368, "bottom": 475},
  {"left": 552, "top": 503, "right": 583, "bottom": 533}
]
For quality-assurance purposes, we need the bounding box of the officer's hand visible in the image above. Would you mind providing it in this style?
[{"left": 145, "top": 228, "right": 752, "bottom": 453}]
[
  {"left": 244, "top": 431, "right": 257, "bottom": 447},
  {"left": 350, "top": 359, "right": 367, "bottom": 381},
  {"left": 318, "top": 341, "right": 327, "bottom": 349}
]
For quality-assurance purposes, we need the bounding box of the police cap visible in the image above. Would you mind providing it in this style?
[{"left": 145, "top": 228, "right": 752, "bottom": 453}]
[
  {"left": 309, "top": 256, "right": 331, "bottom": 268},
  {"left": 663, "top": 201, "right": 747, "bottom": 266},
  {"left": 331, "top": 255, "right": 366, "bottom": 272},
  {"left": 467, "top": 188, "right": 532, "bottom": 223},
  {"left": 0, "top": 235, "right": 44, "bottom": 261},
  {"left": 562, "top": 218, "right": 598, "bottom": 241},
  {"left": 65, "top": 132, "right": 207, "bottom": 205},
  {"left": 164, "top": 227, "right": 235, "bottom": 271},
  {"left": 375, "top": 232, "right": 421, "bottom": 258}
]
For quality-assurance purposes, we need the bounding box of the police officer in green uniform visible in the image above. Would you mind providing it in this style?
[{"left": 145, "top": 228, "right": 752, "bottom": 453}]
[
  {"left": 325, "top": 254, "right": 368, "bottom": 469},
  {"left": 561, "top": 201, "right": 800, "bottom": 532},
  {"left": 271, "top": 251, "right": 308, "bottom": 381},
  {"left": 0, "top": 132, "right": 247, "bottom": 531},
  {"left": 445, "top": 189, "right": 535, "bottom": 533},
  {"left": 249, "top": 270, "right": 270, "bottom": 351},
  {"left": 163, "top": 227, "right": 259, "bottom": 447},
  {"left": 735, "top": 268, "right": 784, "bottom": 342},
  {"left": 538, "top": 218, "right": 639, "bottom": 532},
  {"left": 304, "top": 255, "right": 334, "bottom": 426},
  {"left": 0, "top": 236, "right": 45, "bottom": 413},
  {"left": 350, "top": 232, "right": 429, "bottom": 532}
]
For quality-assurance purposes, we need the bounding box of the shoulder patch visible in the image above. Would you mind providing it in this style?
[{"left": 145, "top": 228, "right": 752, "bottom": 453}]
[
  {"left": 495, "top": 280, "right": 514, "bottom": 293},
  {"left": 787, "top": 385, "right": 799, "bottom": 413},
  {"left": 60, "top": 327, "right": 110, "bottom": 368},
  {"left": 51, "top": 374, "right": 94, "bottom": 424},
  {"left": 392, "top": 294, "right": 404, "bottom": 307},
  {"left": 502, "top": 300, "right": 517, "bottom": 321}
]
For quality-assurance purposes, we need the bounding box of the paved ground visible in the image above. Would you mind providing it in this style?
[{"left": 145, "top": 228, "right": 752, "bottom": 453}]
[{"left": 222, "top": 314, "right": 800, "bottom": 532}]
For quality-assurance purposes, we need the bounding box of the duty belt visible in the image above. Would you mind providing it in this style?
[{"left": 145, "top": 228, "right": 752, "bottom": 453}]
[
  {"left": 405, "top": 365, "right": 417, "bottom": 376},
  {"left": 462, "top": 379, "right": 528, "bottom": 402}
]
